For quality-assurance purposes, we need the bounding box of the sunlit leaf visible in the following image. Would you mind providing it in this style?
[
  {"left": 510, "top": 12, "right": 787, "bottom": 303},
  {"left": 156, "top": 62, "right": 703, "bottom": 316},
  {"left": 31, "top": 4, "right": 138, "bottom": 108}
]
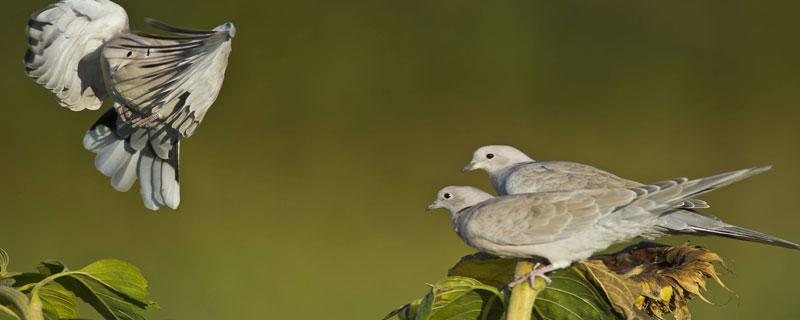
[
  {"left": 414, "top": 277, "right": 504, "bottom": 320},
  {"left": 383, "top": 298, "right": 423, "bottom": 320},
  {"left": 0, "top": 249, "right": 8, "bottom": 276},
  {"left": 448, "top": 253, "right": 516, "bottom": 288},
  {"left": 38, "top": 283, "right": 78, "bottom": 320},
  {"left": 37, "top": 261, "right": 68, "bottom": 277},
  {"left": 449, "top": 254, "right": 621, "bottom": 320},
  {"left": 52, "top": 259, "right": 159, "bottom": 320}
]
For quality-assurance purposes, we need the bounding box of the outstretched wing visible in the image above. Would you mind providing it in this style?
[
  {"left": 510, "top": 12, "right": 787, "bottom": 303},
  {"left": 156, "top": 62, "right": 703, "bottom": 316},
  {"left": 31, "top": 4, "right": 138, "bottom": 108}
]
[
  {"left": 102, "top": 19, "right": 235, "bottom": 137},
  {"left": 25, "top": 0, "right": 128, "bottom": 111}
]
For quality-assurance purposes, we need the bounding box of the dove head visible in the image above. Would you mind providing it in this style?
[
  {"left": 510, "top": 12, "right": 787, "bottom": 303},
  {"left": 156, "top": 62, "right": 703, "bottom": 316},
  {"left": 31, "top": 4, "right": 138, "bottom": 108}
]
[
  {"left": 426, "top": 186, "right": 494, "bottom": 217},
  {"left": 462, "top": 145, "right": 534, "bottom": 175},
  {"left": 214, "top": 22, "right": 236, "bottom": 38}
]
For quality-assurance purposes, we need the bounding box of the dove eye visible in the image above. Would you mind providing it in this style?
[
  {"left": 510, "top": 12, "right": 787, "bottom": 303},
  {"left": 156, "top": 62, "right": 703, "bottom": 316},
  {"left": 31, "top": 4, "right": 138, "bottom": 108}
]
[
  {"left": 486, "top": 153, "right": 495, "bottom": 159},
  {"left": 443, "top": 193, "right": 452, "bottom": 199}
]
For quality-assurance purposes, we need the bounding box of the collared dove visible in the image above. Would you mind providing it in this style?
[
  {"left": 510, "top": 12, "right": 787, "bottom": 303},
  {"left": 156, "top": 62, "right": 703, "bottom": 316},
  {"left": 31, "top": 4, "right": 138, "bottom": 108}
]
[
  {"left": 462, "top": 145, "right": 794, "bottom": 241},
  {"left": 24, "top": 0, "right": 235, "bottom": 210},
  {"left": 428, "top": 167, "right": 799, "bottom": 287}
]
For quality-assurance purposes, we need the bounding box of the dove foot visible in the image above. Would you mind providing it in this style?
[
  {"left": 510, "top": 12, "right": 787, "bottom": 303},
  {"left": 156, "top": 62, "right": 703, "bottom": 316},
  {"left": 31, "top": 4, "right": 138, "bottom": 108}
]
[
  {"left": 508, "top": 263, "right": 555, "bottom": 290},
  {"left": 116, "top": 105, "right": 133, "bottom": 121},
  {"left": 131, "top": 113, "right": 160, "bottom": 128}
]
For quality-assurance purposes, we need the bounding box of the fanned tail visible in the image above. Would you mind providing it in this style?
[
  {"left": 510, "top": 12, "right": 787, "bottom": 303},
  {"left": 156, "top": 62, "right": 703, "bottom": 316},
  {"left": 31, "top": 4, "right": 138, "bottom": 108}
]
[{"left": 83, "top": 108, "right": 180, "bottom": 210}]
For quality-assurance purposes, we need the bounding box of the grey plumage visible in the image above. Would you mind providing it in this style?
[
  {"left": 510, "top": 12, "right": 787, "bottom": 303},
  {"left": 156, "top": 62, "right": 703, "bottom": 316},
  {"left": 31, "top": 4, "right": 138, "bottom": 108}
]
[
  {"left": 463, "top": 145, "right": 799, "bottom": 250},
  {"left": 25, "top": 0, "right": 234, "bottom": 210},
  {"left": 429, "top": 167, "right": 793, "bottom": 275}
]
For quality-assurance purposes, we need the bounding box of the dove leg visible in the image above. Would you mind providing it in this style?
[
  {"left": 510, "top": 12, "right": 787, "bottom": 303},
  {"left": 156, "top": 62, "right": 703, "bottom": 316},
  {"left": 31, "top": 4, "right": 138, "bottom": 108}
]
[
  {"left": 508, "top": 263, "right": 556, "bottom": 289},
  {"left": 132, "top": 113, "right": 160, "bottom": 128}
]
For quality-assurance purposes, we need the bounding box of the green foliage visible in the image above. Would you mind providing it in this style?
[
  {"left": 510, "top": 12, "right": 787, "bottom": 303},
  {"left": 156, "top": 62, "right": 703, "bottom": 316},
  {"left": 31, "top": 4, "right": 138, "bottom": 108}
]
[
  {"left": 387, "top": 243, "right": 732, "bottom": 320},
  {"left": 414, "top": 277, "right": 504, "bottom": 320},
  {"left": 0, "top": 248, "right": 158, "bottom": 320}
]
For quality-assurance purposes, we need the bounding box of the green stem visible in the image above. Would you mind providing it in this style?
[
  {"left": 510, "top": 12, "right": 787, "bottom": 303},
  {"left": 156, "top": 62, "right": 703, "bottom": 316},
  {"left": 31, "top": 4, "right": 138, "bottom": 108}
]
[
  {"left": 0, "top": 303, "right": 21, "bottom": 320},
  {"left": 506, "top": 259, "right": 547, "bottom": 320},
  {"left": 0, "top": 286, "right": 41, "bottom": 320}
]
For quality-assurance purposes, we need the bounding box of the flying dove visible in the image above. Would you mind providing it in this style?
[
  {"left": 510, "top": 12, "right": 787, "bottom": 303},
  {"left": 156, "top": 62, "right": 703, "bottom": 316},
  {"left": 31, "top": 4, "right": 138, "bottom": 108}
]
[
  {"left": 24, "top": 0, "right": 235, "bottom": 210},
  {"left": 429, "top": 167, "right": 799, "bottom": 287}
]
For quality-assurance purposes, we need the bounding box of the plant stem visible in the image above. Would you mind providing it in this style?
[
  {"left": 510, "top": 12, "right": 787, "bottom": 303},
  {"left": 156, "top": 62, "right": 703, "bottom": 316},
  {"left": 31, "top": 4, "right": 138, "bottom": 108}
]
[
  {"left": 506, "top": 259, "right": 547, "bottom": 320},
  {"left": 0, "top": 303, "right": 20, "bottom": 320},
  {"left": 0, "top": 286, "right": 42, "bottom": 320}
]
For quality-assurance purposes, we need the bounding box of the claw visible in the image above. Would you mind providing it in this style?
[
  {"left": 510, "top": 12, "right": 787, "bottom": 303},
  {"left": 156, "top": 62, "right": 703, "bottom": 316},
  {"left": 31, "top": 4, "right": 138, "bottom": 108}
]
[
  {"left": 131, "top": 113, "right": 160, "bottom": 128},
  {"left": 116, "top": 105, "right": 131, "bottom": 121},
  {"left": 508, "top": 263, "right": 556, "bottom": 290}
]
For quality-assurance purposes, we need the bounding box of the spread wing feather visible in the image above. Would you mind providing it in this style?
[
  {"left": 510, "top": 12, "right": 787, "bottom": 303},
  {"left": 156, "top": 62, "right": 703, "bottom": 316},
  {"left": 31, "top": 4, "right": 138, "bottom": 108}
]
[
  {"left": 102, "top": 19, "right": 234, "bottom": 137},
  {"left": 24, "top": 0, "right": 128, "bottom": 111}
]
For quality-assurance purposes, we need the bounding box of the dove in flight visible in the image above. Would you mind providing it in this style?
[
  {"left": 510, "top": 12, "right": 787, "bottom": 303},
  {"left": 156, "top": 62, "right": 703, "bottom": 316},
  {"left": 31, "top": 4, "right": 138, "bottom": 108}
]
[
  {"left": 428, "top": 166, "right": 799, "bottom": 288},
  {"left": 24, "top": 0, "right": 235, "bottom": 210}
]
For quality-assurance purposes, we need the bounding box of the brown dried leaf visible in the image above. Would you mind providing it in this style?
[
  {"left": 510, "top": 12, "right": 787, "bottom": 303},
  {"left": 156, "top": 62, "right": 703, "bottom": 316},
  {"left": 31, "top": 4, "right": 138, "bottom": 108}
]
[
  {"left": 578, "top": 260, "right": 651, "bottom": 320},
  {"left": 590, "top": 241, "right": 732, "bottom": 320}
]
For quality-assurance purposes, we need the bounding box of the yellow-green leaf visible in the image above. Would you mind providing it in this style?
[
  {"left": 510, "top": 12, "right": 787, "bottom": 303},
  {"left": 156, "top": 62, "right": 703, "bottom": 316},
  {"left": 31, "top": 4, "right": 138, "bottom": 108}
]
[
  {"left": 415, "top": 277, "right": 504, "bottom": 320},
  {"left": 38, "top": 284, "right": 78, "bottom": 320}
]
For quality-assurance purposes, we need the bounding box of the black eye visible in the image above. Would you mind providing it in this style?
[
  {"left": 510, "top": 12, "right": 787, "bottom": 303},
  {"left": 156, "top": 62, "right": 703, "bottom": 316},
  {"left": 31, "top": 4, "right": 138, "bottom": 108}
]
[
  {"left": 443, "top": 193, "right": 452, "bottom": 199},
  {"left": 486, "top": 153, "right": 494, "bottom": 159}
]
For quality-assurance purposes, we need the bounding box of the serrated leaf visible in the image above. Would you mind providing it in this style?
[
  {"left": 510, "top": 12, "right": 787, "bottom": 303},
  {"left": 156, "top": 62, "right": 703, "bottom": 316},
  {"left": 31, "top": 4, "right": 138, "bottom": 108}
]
[
  {"left": 0, "top": 249, "right": 9, "bottom": 276},
  {"left": 51, "top": 259, "right": 158, "bottom": 320},
  {"left": 38, "top": 283, "right": 78, "bottom": 320},
  {"left": 415, "top": 277, "right": 504, "bottom": 320}
]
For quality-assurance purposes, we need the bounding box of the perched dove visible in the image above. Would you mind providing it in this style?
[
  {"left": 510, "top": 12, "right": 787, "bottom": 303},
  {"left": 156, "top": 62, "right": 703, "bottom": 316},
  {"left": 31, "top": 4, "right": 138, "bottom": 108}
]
[
  {"left": 24, "top": 0, "right": 235, "bottom": 210},
  {"left": 461, "top": 145, "right": 800, "bottom": 245},
  {"left": 428, "top": 167, "right": 800, "bottom": 287}
]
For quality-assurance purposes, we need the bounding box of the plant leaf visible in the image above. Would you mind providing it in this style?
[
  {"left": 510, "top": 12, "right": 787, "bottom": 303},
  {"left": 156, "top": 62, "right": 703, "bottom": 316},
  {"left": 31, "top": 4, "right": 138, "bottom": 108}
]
[
  {"left": 414, "top": 277, "right": 504, "bottom": 320},
  {"left": 577, "top": 260, "right": 651, "bottom": 320},
  {"left": 53, "top": 259, "right": 158, "bottom": 320},
  {"left": 531, "top": 266, "right": 621, "bottom": 320},
  {"left": 37, "top": 261, "right": 68, "bottom": 277},
  {"left": 38, "top": 283, "right": 78, "bottom": 320},
  {"left": 0, "top": 313, "right": 19, "bottom": 320},
  {"left": 448, "top": 253, "right": 516, "bottom": 288},
  {"left": 0, "top": 249, "right": 8, "bottom": 276},
  {"left": 3, "top": 273, "right": 46, "bottom": 289}
]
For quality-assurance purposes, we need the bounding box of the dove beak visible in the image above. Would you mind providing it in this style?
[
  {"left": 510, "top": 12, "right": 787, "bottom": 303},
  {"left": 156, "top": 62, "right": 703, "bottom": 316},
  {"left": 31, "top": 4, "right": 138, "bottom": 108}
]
[
  {"left": 461, "top": 162, "right": 476, "bottom": 173},
  {"left": 426, "top": 202, "right": 439, "bottom": 212}
]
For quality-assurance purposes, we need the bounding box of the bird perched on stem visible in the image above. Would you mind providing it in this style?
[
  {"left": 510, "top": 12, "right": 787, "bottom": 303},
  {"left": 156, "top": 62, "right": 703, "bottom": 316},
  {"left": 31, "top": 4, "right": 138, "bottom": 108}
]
[
  {"left": 24, "top": 0, "right": 235, "bottom": 210},
  {"left": 428, "top": 167, "right": 800, "bottom": 288}
]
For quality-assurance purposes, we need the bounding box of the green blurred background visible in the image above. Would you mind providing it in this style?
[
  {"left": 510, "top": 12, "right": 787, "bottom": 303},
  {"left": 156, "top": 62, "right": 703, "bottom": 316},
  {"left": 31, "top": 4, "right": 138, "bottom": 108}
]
[{"left": 2, "top": 0, "right": 799, "bottom": 319}]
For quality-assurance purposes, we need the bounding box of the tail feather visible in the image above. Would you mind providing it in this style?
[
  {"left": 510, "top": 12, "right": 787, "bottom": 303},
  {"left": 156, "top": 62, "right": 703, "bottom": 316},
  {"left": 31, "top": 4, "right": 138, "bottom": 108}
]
[
  {"left": 658, "top": 210, "right": 800, "bottom": 250},
  {"left": 84, "top": 108, "right": 181, "bottom": 210},
  {"left": 636, "top": 166, "right": 772, "bottom": 211},
  {"left": 111, "top": 150, "right": 139, "bottom": 192}
]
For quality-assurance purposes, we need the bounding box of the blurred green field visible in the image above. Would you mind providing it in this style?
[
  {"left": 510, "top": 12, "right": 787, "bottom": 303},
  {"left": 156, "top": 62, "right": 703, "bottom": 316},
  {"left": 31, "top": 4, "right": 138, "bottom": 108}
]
[{"left": 2, "top": 0, "right": 799, "bottom": 319}]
